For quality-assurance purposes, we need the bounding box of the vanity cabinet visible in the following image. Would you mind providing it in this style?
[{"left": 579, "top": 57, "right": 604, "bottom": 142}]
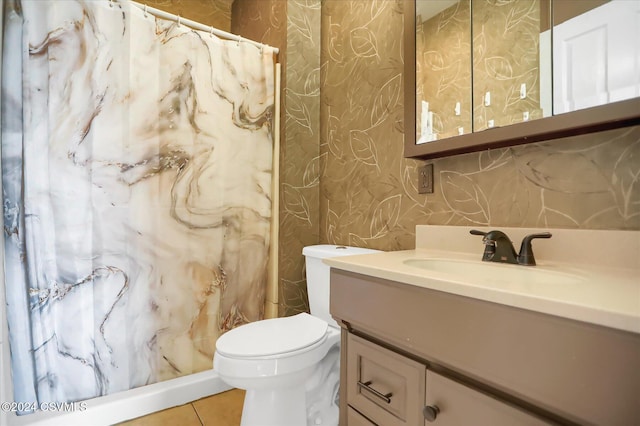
[
  {"left": 346, "top": 333, "right": 546, "bottom": 425},
  {"left": 331, "top": 268, "right": 640, "bottom": 425},
  {"left": 423, "top": 370, "right": 548, "bottom": 426}
]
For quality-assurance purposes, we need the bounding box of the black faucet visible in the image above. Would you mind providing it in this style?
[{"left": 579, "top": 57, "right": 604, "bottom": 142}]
[{"left": 470, "top": 230, "right": 552, "bottom": 266}]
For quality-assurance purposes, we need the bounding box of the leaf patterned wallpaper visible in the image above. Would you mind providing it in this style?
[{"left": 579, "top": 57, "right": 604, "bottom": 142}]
[
  {"left": 472, "top": 0, "right": 546, "bottom": 130},
  {"left": 320, "top": 0, "right": 640, "bottom": 253},
  {"left": 144, "top": 0, "right": 233, "bottom": 31},
  {"left": 416, "top": 1, "right": 472, "bottom": 140},
  {"left": 279, "top": 0, "right": 321, "bottom": 316},
  {"left": 142, "top": 0, "right": 639, "bottom": 318}
]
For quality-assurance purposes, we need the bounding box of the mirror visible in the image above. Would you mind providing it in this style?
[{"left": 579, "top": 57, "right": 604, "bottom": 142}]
[
  {"left": 415, "top": 1, "right": 471, "bottom": 143},
  {"left": 472, "top": 0, "right": 552, "bottom": 131},
  {"left": 552, "top": 0, "right": 640, "bottom": 115},
  {"left": 404, "top": 0, "right": 640, "bottom": 160}
]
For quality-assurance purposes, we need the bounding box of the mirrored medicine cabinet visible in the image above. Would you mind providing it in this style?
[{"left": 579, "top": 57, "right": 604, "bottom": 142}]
[{"left": 405, "top": 0, "right": 640, "bottom": 160}]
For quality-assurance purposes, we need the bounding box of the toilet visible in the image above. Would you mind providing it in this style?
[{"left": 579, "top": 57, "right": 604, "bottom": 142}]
[{"left": 213, "top": 245, "right": 380, "bottom": 426}]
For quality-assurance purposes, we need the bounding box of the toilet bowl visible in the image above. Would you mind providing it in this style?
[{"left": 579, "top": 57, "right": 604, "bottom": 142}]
[
  {"left": 213, "top": 245, "right": 380, "bottom": 426},
  {"left": 215, "top": 314, "right": 340, "bottom": 425}
]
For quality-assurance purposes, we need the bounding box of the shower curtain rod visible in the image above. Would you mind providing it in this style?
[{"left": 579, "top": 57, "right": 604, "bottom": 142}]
[{"left": 127, "top": 1, "right": 280, "bottom": 55}]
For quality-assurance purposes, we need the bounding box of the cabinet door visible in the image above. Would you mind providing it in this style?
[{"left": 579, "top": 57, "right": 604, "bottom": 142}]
[
  {"left": 553, "top": 0, "right": 640, "bottom": 114},
  {"left": 347, "top": 334, "right": 426, "bottom": 426},
  {"left": 424, "top": 371, "right": 551, "bottom": 425}
]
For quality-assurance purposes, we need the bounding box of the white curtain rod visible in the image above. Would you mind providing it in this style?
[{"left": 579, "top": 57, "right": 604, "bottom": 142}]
[{"left": 126, "top": 0, "right": 280, "bottom": 55}]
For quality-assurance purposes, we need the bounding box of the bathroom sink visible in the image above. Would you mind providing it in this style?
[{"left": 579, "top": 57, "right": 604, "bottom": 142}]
[{"left": 403, "top": 258, "right": 583, "bottom": 285}]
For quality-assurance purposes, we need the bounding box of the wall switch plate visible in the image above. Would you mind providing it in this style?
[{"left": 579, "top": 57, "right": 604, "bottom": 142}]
[{"left": 418, "top": 164, "right": 434, "bottom": 194}]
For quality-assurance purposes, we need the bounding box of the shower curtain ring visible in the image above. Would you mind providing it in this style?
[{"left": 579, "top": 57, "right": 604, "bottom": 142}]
[
  {"left": 236, "top": 35, "right": 242, "bottom": 46},
  {"left": 109, "top": 0, "right": 114, "bottom": 7},
  {"left": 143, "top": 4, "right": 148, "bottom": 17},
  {"left": 209, "top": 26, "right": 214, "bottom": 37},
  {"left": 177, "top": 16, "right": 181, "bottom": 27}
]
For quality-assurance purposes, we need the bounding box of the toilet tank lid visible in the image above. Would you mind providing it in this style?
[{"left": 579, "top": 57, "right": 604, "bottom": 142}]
[{"left": 302, "top": 244, "right": 381, "bottom": 258}]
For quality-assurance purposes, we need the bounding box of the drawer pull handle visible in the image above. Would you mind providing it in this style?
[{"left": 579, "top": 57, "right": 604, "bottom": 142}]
[
  {"left": 357, "top": 380, "right": 393, "bottom": 404},
  {"left": 423, "top": 405, "right": 440, "bottom": 422}
]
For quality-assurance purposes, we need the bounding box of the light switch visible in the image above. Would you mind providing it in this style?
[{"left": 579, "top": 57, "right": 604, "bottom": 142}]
[
  {"left": 484, "top": 92, "right": 491, "bottom": 106},
  {"left": 455, "top": 102, "right": 461, "bottom": 116},
  {"left": 520, "top": 83, "right": 527, "bottom": 99},
  {"left": 418, "top": 164, "right": 434, "bottom": 194}
]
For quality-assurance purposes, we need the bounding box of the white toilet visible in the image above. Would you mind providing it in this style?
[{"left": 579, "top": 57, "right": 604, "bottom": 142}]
[{"left": 214, "top": 245, "right": 379, "bottom": 426}]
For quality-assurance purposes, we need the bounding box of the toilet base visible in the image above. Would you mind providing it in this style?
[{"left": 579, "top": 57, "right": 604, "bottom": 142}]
[
  {"left": 238, "top": 346, "right": 340, "bottom": 426},
  {"left": 241, "top": 386, "right": 307, "bottom": 426},
  {"left": 215, "top": 327, "right": 341, "bottom": 426}
]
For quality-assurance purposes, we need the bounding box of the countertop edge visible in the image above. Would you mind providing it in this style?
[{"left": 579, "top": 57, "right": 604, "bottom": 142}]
[{"left": 325, "top": 250, "right": 640, "bottom": 335}]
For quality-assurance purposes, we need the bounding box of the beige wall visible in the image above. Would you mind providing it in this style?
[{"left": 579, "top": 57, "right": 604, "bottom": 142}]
[{"left": 144, "top": 0, "right": 233, "bottom": 31}]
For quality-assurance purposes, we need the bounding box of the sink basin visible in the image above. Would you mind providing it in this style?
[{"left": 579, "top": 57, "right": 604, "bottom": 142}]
[{"left": 403, "top": 258, "right": 583, "bottom": 285}]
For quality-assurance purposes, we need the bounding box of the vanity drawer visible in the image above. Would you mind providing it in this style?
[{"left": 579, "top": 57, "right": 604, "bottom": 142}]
[
  {"left": 425, "top": 370, "right": 550, "bottom": 425},
  {"left": 347, "top": 407, "right": 376, "bottom": 426},
  {"left": 347, "top": 334, "right": 425, "bottom": 426}
]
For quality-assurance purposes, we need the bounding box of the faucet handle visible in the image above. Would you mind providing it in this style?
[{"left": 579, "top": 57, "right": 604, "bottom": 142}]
[
  {"left": 470, "top": 229, "right": 493, "bottom": 243},
  {"left": 518, "top": 232, "right": 552, "bottom": 266},
  {"left": 470, "top": 229, "right": 496, "bottom": 261}
]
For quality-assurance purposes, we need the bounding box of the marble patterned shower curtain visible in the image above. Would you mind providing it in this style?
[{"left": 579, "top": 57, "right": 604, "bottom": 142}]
[{"left": 1, "top": 0, "right": 275, "bottom": 407}]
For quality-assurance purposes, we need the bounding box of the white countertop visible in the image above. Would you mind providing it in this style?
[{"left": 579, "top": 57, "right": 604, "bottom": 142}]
[{"left": 325, "top": 226, "right": 640, "bottom": 334}]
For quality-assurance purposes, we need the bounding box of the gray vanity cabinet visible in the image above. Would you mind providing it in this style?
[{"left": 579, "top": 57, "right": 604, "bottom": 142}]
[
  {"left": 330, "top": 269, "right": 640, "bottom": 425},
  {"left": 423, "top": 371, "right": 549, "bottom": 426},
  {"left": 345, "top": 332, "right": 547, "bottom": 425}
]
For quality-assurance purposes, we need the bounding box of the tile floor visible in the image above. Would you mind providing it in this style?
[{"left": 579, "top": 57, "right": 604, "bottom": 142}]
[{"left": 117, "top": 389, "right": 245, "bottom": 426}]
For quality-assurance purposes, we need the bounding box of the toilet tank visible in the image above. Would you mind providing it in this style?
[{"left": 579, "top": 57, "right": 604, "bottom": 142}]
[{"left": 302, "top": 245, "right": 380, "bottom": 328}]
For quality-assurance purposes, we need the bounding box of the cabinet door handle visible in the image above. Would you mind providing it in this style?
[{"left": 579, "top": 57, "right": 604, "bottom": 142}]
[
  {"left": 423, "top": 405, "right": 440, "bottom": 422},
  {"left": 357, "top": 380, "right": 393, "bottom": 404}
]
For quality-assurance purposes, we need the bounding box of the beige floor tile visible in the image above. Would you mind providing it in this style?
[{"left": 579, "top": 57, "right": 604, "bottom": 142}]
[
  {"left": 192, "top": 389, "right": 245, "bottom": 426},
  {"left": 117, "top": 403, "right": 202, "bottom": 426}
]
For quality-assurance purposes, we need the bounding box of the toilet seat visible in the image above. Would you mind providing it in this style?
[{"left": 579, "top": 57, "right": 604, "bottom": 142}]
[{"left": 216, "top": 313, "right": 329, "bottom": 359}]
